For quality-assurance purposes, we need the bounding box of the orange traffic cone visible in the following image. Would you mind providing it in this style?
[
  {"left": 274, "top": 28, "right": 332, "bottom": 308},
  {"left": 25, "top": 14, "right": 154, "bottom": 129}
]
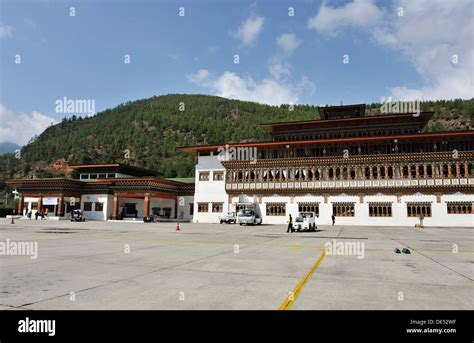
[
  {"left": 10, "top": 216, "right": 15, "bottom": 224},
  {"left": 176, "top": 222, "right": 180, "bottom": 231}
]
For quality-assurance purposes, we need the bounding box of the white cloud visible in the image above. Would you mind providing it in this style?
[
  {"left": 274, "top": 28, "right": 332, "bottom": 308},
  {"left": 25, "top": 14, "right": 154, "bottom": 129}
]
[
  {"left": 214, "top": 72, "right": 296, "bottom": 105},
  {"left": 0, "top": 23, "right": 13, "bottom": 40},
  {"left": 307, "top": 0, "right": 383, "bottom": 35},
  {"left": 233, "top": 15, "right": 264, "bottom": 46},
  {"left": 187, "top": 69, "right": 314, "bottom": 105},
  {"left": 268, "top": 63, "right": 291, "bottom": 81},
  {"left": 276, "top": 33, "right": 301, "bottom": 55},
  {"left": 308, "top": 0, "right": 474, "bottom": 101},
  {"left": 186, "top": 69, "right": 211, "bottom": 84},
  {"left": 0, "top": 104, "right": 57, "bottom": 145},
  {"left": 375, "top": 0, "right": 474, "bottom": 100}
]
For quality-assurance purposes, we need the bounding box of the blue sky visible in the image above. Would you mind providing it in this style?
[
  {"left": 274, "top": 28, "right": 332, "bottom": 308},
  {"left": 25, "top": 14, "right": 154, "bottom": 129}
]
[{"left": 1, "top": 0, "right": 473, "bottom": 145}]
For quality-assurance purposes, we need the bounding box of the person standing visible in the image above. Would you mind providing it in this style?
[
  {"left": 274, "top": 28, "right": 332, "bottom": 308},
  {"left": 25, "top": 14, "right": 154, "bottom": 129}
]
[
  {"left": 331, "top": 214, "right": 335, "bottom": 226},
  {"left": 286, "top": 214, "right": 294, "bottom": 233}
]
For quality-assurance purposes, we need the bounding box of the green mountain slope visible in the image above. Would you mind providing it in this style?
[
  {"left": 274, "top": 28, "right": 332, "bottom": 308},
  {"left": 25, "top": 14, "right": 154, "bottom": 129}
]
[{"left": 1, "top": 95, "right": 473, "bottom": 188}]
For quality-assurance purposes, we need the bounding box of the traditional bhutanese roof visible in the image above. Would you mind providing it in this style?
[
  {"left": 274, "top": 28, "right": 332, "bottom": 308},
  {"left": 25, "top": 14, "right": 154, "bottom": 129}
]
[
  {"left": 6, "top": 175, "right": 195, "bottom": 195},
  {"left": 6, "top": 177, "right": 194, "bottom": 185},
  {"left": 67, "top": 163, "right": 159, "bottom": 177},
  {"left": 166, "top": 177, "right": 196, "bottom": 184},
  {"left": 6, "top": 176, "right": 188, "bottom": 186},
  {"left": 6, "top": 163, "right": 198, "bottom": 194},
  {"left": 178, "top": 130, "right": 474, "bottom": 154},
  {"left": 260, "top": 112, "right": 434, "bottom": 133},
  {"left": 317, "top": 103, "right": 366, "bottom": 120}
]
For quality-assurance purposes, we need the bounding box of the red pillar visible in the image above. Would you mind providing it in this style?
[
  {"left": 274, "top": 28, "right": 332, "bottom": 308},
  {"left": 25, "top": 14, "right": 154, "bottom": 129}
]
[
  {"left": 57, "top": 195, "right": 64, "bottom": 217},
  {"left": 38, "top": 195, "right": 43, "bottom": 213},
  {"left": 144, "top": 193, "right": 150, "bottom": 217},
  {"left": 17, "top": 195, "right": 24, "bottom": 215},
  {"left": 112, "top": 193, "right": 119, "bottom": 219}
]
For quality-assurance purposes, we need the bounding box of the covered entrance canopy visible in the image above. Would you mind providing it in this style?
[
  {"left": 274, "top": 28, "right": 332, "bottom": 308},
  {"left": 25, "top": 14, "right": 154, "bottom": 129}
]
[{"left": 112, "top": 192, "right": 178, "bottom": 220}]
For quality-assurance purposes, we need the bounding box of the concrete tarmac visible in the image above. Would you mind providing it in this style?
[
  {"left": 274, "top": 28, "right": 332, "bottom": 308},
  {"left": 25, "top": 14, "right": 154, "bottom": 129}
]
[{"left": 0, "top": 219, "right": 472, "bottom": 310}]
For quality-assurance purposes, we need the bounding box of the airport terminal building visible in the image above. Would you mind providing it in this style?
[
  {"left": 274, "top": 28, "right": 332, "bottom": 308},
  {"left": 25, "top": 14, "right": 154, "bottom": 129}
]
[
  {"left": 7, "top": 104, "right": 474, "bottom": 226},
  {"left": 180, "top": 104, "right": 473, "bottom": 227},
  {"left": 7, "top": 164, "right": 195, "bottom": 221}
]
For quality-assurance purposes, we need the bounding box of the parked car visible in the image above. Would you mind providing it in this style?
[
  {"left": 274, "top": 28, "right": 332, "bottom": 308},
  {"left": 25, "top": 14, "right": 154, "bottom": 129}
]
[
  {"left": 143, "top": 216, "right": 154, "bottom": 223},
  {"left": 219, "top": 211, "right": 237, "bottom": 224},
  {"left": 294, "top": 212, "right": 317, "bottom": 231},
  {"left": 70, "top": 209, "right": 85, "bottom": 222}
]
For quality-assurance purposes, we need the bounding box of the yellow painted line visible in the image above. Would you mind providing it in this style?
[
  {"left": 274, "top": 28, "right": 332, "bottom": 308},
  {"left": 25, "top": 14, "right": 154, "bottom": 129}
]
[{"left": 279, "top": 250, "right": 326, "bottom": 310}]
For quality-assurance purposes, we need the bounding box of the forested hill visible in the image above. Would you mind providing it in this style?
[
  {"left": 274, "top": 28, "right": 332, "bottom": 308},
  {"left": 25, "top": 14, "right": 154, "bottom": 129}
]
[{"left": 1, "top": 94, "right": 473, "bottom": 184}]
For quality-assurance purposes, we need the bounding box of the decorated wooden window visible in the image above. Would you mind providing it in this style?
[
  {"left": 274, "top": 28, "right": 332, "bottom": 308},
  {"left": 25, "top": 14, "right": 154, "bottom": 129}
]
[
  {"left": 447, "top": 202, "right": 472, "bottom": 214},
  {"left": 266, "top": 203, "right": 286, "bottom": 216},
  {"left": 94, "top": 202, "right": 104, "bottom": 212},
  {"left": 333, "top": 202, "right": 355, "bottom": 217},
  {"left": 369, "top": 202, "right": 392, "bottom": 217},
  {"left": 213, "top": 172, "right": 224, "bottom": 181},
  {"left": 197, "top": 203, "right": 209, "bottom": 212},
  {"left": 406, "top": 202, "right": 432, "bottom": 217},
  {"left": 298, "top": 202, "right": 320, "bottom": 217},
  {"left": 199, "top": 172, "right": 210, "bottom": 181},
  {"left": 212, "top": 202, "right": 223, "bottom": 213}
]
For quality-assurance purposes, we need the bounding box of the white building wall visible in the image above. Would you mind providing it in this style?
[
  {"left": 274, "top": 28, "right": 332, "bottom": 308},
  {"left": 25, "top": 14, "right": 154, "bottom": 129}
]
[
  {"left": 150, "top": 198, "right": 175, "bottom": 218},
  {"left": 325, "top": 195, "right": 360, "bottom": 226},
  {"left": 176, "top": 195, "right": 194, "bottom": 221},
  {"left": 413, "top": 193, "right": 473, "bottom": 227},
  {"left": 76, "top": 194, "right": 191, "bottom": 221},
  {"left": 361, "top": 194, "right": 398, "bottom": 226},
  {"left": 106, "top": 195, "right": 114, "bottom": 220},
  {"left": 261, "top": 195, "right": 297, "bottom": 225},
  {"left": 81, "top": 194, "right": 112, "bottom": 221},
  {"left": 193, "top": 155, "right": 228, "bottom": 223},
  {"left": 223, "top": 192, "right": 473, "bottom": 227},
  {"left": 76, "top": 195, "right": 190, "bottom": 221}
]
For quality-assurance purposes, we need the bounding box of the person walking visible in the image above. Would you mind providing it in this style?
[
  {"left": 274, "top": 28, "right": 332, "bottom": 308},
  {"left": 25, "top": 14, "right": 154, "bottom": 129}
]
[
  {"left": 286, "top": 214, "right": 294, "bottom": 233},
  {"left": 331, "top": 214, "right": 335, "bottom": 226}
]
